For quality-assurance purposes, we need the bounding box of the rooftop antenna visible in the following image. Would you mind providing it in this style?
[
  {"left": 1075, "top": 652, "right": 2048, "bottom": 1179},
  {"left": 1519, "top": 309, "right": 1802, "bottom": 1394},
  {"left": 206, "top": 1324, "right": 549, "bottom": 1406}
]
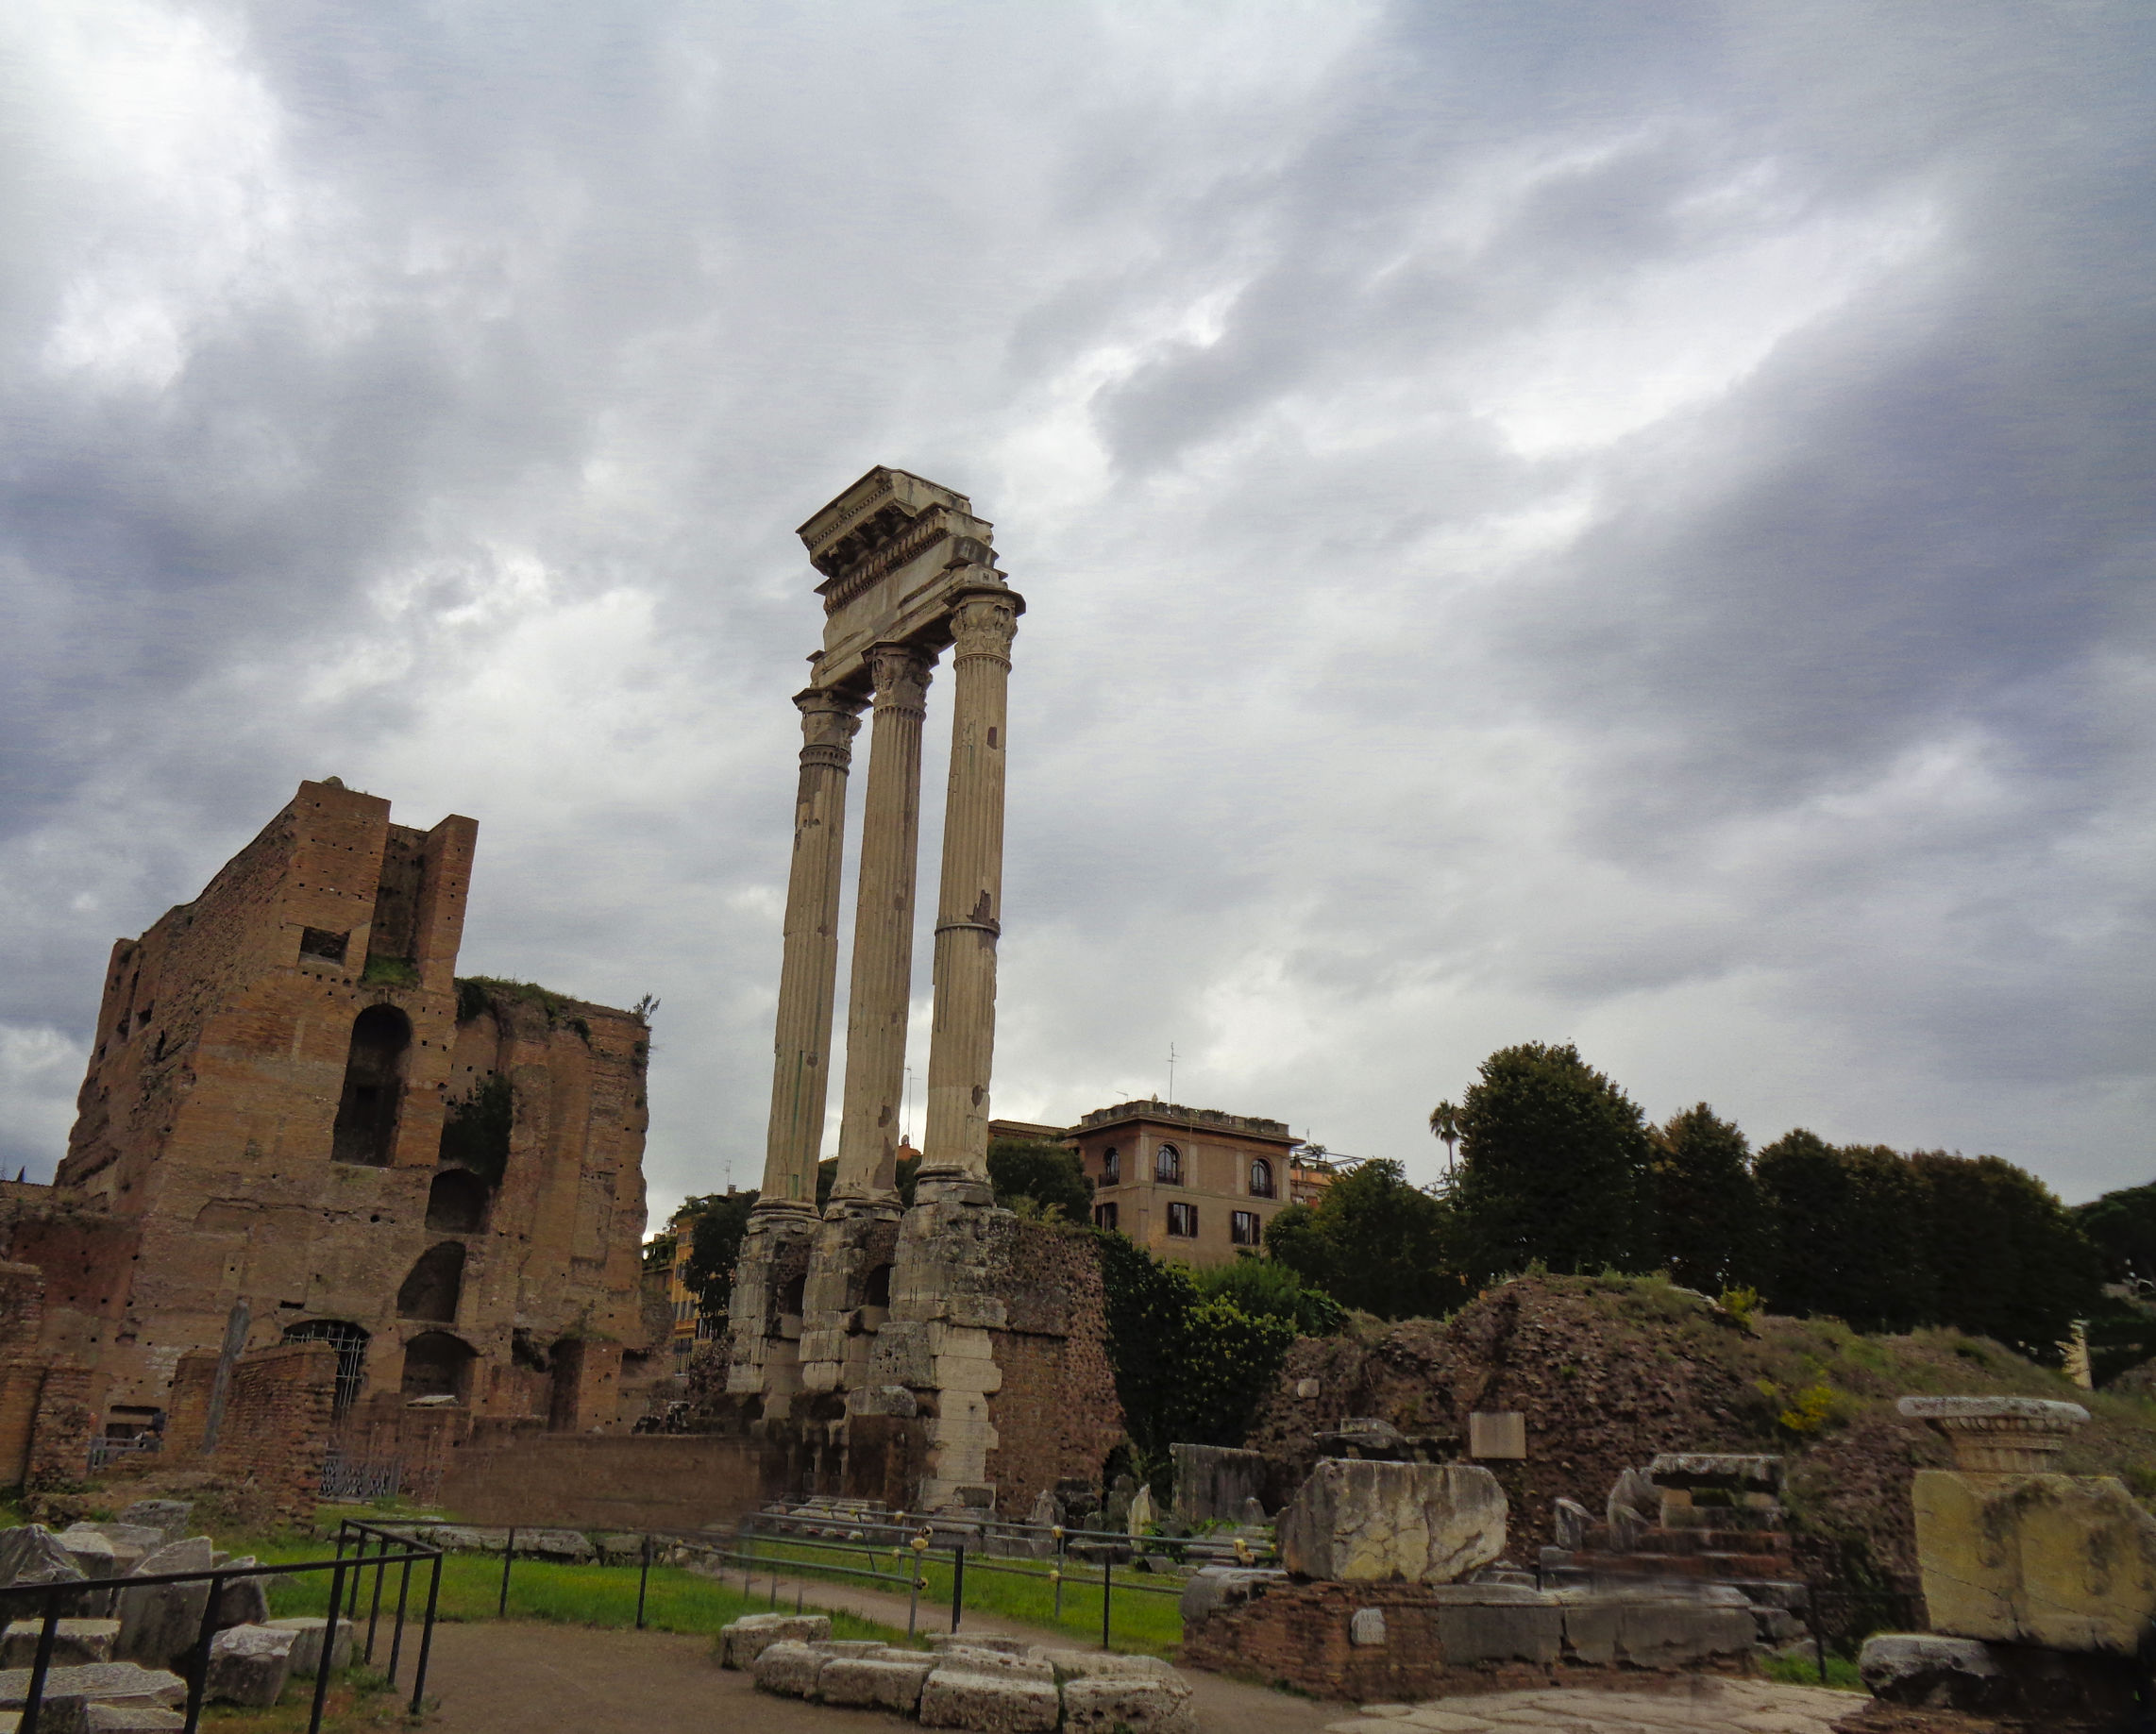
[{"left": 1167, "top": 1043, "right": 1177, "bottom": 1103}]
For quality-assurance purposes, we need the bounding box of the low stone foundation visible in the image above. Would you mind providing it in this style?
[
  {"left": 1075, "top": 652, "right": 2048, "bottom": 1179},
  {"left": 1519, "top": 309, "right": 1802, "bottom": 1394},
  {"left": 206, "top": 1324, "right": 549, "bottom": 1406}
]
[{"left": 1178, "top": 1575, "right": 1759, "bottom": 1701}]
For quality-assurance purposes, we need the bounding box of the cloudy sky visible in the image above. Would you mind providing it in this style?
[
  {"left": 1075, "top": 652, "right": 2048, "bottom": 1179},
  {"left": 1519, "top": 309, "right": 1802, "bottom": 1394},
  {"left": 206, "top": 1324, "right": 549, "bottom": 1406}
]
[{"left": 3, "top": 1, "right": 2149, "bottom": 1225}]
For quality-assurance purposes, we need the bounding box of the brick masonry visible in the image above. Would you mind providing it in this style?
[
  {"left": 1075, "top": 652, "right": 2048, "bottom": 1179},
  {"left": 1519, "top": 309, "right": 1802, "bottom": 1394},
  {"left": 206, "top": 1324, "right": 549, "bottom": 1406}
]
[
  {"left": 1181, "top": 1578, "right": 1754, "bottom": 1702},
  {"left": 437, "top": 1432, "right": 771, "bottom": 1530},
  {"left": 0, "top": 779, "right": 660, "bottom": 1473},
  {"left": 982, "top": 1224, "right": 1125, "bottom": 1518}
]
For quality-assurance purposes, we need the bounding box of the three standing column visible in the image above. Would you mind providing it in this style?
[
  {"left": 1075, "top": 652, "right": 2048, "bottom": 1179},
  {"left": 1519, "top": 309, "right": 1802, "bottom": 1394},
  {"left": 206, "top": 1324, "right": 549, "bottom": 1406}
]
[
  {"left": 755, "top": 688, "right": 867, "bottom": 1214},
  {"left": 918, "top": 587, "right": 1022, "bottom": 1195},
  {"left": 831, "top": 644, "right": 936, "bottom": 1204}
]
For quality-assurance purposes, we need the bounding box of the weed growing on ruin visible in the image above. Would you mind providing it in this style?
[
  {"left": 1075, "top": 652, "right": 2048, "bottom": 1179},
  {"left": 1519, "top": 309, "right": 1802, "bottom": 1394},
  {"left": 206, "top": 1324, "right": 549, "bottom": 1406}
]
[
  {"left": 358, "top": 957, "right": 418, "bottom": 988},
  {"left": 1718, "top": 1285, "right": 1760, "bottom": 1330}
]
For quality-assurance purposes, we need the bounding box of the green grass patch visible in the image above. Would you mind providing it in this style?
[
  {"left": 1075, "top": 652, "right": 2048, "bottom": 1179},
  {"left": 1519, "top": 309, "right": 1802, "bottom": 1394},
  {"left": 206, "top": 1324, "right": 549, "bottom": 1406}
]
[
  {"left": 250, "top": 1540, "right": 901, "bottom": 1645},
  {"left": 1762, "top": 1649, "right": 1864, "bottom": 1692},
  {"left": 735, "top": 1535, "right": 1185, "bottom": 1658}
]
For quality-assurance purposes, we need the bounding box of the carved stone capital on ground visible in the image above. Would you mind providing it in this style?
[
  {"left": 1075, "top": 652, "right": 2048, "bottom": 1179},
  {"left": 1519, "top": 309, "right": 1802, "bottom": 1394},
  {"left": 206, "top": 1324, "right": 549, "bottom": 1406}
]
[{"left": 1897, "top": 1394, "right": 2089, "bottom": 1477}]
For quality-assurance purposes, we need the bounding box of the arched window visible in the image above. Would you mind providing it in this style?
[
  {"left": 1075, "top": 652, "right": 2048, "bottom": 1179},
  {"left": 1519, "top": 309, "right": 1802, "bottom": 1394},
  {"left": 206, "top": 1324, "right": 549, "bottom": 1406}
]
[
  {"left": 1101, "top": 1147, "right": 1120, "bottom": 1186},
  {"left": 1154, "top": 1143, "right": 1182, "bottom": 1185},
  {"left": 426, "top": 1169, "right": 489, "bottom": 1233},
  {"left": 399, "top": 1331, "right": 476, "bottom": 1403},
  {"left": 396, "top": 1241, "right": 465, "bottom": 1322},
  {"left": 281, "top": 1319, "right": 370, "bottom": 1417},
  {"left": 332, "top": 1005, "right": 412, "bottom": 1167},
  {"left": 1249, "top": 1158, "right": 1275, "bottom": 1199}
]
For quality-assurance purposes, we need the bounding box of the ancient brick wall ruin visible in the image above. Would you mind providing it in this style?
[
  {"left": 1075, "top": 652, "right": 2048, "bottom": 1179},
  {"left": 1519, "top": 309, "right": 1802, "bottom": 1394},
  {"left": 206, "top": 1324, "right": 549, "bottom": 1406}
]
[
  {"left": 6, "top": 779, "right": 656, "bottom": 1475},
  {"left": 982, "top": 1224, "right": 1124, "bottom": 1518}
]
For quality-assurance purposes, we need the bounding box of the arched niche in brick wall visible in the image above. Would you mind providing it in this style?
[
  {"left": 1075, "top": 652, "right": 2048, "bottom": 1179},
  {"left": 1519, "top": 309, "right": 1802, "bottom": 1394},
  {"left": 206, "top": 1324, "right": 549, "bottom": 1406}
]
[
  {"left": 425, "top": 1169, "right": 488, "bottom": 1233},
  {"left": 399, "top": 1330, "right": 475, "bottom": 1403},
  {"left": 280, "top": 1318, "right": 371, "bottom": 1417},
  {"left": 331, "top": 1004, "right": 412, "bottom": 1167},
  {"left": 396, "top": 1240, "right": 465, "bottom": 1322}
]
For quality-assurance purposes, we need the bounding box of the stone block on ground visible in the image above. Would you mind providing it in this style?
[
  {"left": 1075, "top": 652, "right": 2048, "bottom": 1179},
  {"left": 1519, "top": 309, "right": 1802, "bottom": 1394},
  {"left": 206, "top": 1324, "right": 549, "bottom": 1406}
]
[
  {"left": 817, "top": 1648, "right": 936, "bottom": 1711},
  {"left": 518, "top": 1528, "right": 594, "bottom": 1561},
  {"left": 262, "top": 1618, "right": 352, "bottom": 1676},
  {"left": 1179, "top": 1565, "right": 1286, "bottom": 1624},
  {"left": 0, "top": 1660, "right": 185, "bottom": 1730},
  {"left": 84, "top": 1707, "right": 186, "bottom": 1732},
  {"left": 1047, "top": 1651, "right": 1193, "bottom": 1734},
  {"left": 1859, "top": 1634, "right": 2005, "bottom": 1711},
  {"left": 114, "top": 1540, "right": 211, "bottom": 1671},
  {"left": 114, "top": 1507, "right": 192, "bottom": 1547},
  {"left": 1912, "top": 1467, "right": 2156, "bottom": 1653},
  {"left": 1277, "top": 1461, "right": 1507, "bottom": 1584},
  {"left": 927, "top": 1636, "right": 1038, "bottom": 1657},
  {"left": 0, "top": 1529, "right": 86, "bottom": 1591},
  {"left": 749, "top": 1639, "right": 827, "bottom": 1699},
  {"left": 595, "top": 1534, "right": 646, "bottom": 1566},
  {"left": 211, "top": 1560, "right": 269, "bottom": 1632},
  {"left": 205, "top": 1625, "right": 297, "bottom": 1709},
  {"left": 51, "top": 1533, "right": 121, "bottom": 1584},
  {"left": 1557, "top": 1592, "right": 1757, "bottom": 1667},
  {"left": 719, "top": 1613, "right": 830, "bottom": 1670},
  {"left": 1424, "top": 1586, "right": 1562, "bottom": 1665},
  {"left": 78, "top": 1530, "right": 162, "bottom": 1560},
  {"left": 918, "top": 1651, "right": 1059, "bottom": 1734},
  {"left": 0, "top": 1620, "right": 119, "bottom": 1667}
]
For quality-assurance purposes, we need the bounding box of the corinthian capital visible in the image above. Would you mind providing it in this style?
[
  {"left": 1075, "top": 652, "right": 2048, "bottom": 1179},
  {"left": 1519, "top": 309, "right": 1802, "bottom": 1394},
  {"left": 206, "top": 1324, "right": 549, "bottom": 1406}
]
[
  {"left": 866, "top": 643, "right": 935, "bottom": 715},
  {"left": 796, "top": 688, "right": 867, "bottom": 765},
  {"left": 949, "top": 591, "right": 1019, "bottom": 665}
]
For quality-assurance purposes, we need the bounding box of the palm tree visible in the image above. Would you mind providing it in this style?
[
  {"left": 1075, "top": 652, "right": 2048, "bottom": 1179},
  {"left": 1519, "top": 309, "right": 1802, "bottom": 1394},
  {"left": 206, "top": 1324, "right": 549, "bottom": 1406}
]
[{"left": 1428, "top": 1101, "right": 1462, "bottom": 1174}]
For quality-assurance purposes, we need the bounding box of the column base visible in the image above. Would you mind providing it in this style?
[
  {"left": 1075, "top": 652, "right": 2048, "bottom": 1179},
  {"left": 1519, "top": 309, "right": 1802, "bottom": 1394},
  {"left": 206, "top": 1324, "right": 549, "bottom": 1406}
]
[
  {"left": 911, "top": 1168, "right": 995, "bottom": 1207},
  {"left": 822, "top": 1190, "right": 905, "bottom": 1221},
  {"left": 750, "top": 1196, "right": 823, "bottom": 1222}
]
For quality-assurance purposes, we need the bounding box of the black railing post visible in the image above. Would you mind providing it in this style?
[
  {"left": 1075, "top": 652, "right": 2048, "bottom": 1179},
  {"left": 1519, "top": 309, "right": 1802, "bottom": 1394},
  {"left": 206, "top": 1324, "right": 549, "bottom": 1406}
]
[
  {"left": 181, "top": 1569, "right": 225, "bottom": 1734},
  {"left": 364, "top": 1536, "right": 388, "bottom": 1662},
  {"left": 386, "top": 1554, "right": 413, "bottom": 1684},
  {"left": 1101, "top": 1555, "right": 1111, "bottom": 1652},
  {"left": 410, "top": 1551, "right": 443, "bottom": 1718},
  {"left": 20, "top": 1584, "right": 61, "bottom": 1734},
  {"left": 345, "top": 1532, "right": 365, "bottom": 1619},
  {"left": 636, "top": 1534, "right": 651, "bottom": 1631},
  {"left": 951, "top": 1545, "right": 964, "bottom": 1633},
  {"left": 310, "top": 1557, "right": 347, "bottom": 1734},
  {"left": 498, "top": 1527, "right": 516, "bottom": 1618}
]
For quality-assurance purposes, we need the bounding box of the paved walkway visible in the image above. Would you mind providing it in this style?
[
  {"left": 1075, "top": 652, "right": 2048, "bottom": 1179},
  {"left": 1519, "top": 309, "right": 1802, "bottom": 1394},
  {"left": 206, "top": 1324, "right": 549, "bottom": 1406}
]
[{"left": 1328, "top": 1680, "right": 1870, "bottom": 1733}]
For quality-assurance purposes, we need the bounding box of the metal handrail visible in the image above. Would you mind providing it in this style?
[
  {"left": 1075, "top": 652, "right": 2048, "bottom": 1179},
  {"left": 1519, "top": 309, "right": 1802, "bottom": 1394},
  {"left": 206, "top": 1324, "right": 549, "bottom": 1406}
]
[{"left": 0, "top": 1522, "right": 441, "bottom": 1734}]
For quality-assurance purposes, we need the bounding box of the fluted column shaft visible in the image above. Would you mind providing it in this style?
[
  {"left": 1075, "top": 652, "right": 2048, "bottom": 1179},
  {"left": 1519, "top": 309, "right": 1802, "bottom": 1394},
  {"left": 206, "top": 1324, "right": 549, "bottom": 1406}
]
[
  {"left": 832, "top": 644, "right": 935, "bottom": 1203},
  {"left": 921, "top": 587, "right": 1021, "bottom": 1185},
  {"left": 756, "top": 689, "right": 866, "bottom": 1214}
]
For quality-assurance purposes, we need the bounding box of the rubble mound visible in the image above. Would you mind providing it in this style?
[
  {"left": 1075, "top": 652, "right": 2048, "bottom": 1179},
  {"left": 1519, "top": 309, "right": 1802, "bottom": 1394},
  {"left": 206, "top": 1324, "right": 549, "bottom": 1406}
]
[{"left": 1245, "top": 1273, "right": 2156, "bottom": 1594}]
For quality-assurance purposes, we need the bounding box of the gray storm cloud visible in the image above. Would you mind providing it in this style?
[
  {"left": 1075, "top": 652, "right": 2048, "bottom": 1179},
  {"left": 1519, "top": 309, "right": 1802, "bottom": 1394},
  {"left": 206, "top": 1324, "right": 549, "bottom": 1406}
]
[{"left": 0, "top": 0, "right": 2148, "bottom": 1218}]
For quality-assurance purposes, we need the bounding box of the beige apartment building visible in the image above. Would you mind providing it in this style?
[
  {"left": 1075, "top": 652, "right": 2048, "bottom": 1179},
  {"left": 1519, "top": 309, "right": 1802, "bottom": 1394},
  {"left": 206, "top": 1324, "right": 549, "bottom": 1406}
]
[{"left": 1061, "top": 1100, "right": 1303, "bottom": 1268}]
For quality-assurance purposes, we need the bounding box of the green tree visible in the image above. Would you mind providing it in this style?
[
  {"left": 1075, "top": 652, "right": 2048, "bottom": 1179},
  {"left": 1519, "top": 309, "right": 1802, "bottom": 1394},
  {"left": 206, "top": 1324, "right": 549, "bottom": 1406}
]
[
  {"left": 1190, "top": 1254, "right": 1347, "bottom": 1337},
  {"left": 1650, "top": 1103, "right": 1762, "bottom": 1293},
  {"left": 986, "top": 1137, "right": 1092, "bottom": 1220},
  {"left": 1754, "top": 1136, "right": 1929, "bottom": 1334},
  {"left": 679, "top": 1189, "right": 760, "bottom": 1314},
  {"left": 1087, "top": 1229, "right": 1298, "bottom": 1472},
  {"left": 2075, "top": 1180, "right": 2156, "bottom": 1284},
  {"left": 1912, "top": 1152, "right": 2105, "bottom": 1352},
  {"left": 1262, "top": 1158, "right": 1466, "bottom": 1320},
  {"left": 1454, "top": 1042, "right": 1654, "bottom": 1280},
  {"left": 1427, "top": 1101, "right": 1462, "bottom": 1174}
]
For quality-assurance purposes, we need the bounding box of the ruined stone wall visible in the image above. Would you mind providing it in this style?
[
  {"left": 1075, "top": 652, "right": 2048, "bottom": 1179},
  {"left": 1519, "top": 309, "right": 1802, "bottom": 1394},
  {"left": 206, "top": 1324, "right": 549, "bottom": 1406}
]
[
  {"left": 209, "top": 1342, "right": 337, "bottom": 1523},
  {"left": 25, "top": 1360, "right": 93, "bottom": 1490},
  {"left": 436, "top": 1433, "right": 769, "bottom": 1530},
  {"left": 982, "top": 1224, "right": 1124, "bottom": 1518},
  {"left": 25, "top": 780, "right": 652, "bottom": 1443}
]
